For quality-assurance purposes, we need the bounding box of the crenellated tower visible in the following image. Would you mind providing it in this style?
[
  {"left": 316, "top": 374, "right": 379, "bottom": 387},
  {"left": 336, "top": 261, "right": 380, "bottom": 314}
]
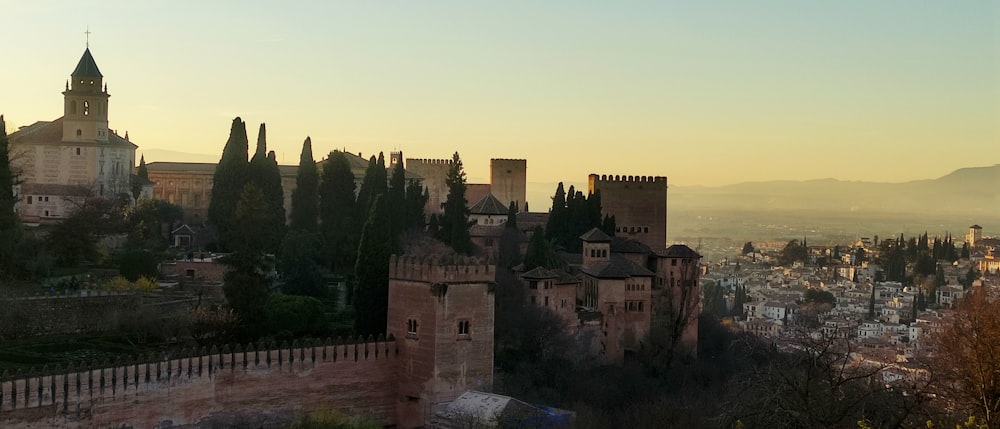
[
  {"left": 386, "top": 254, "right": 495, "bottom": 428},
  {"left": 588, "top": 174, "right": 668, "bottom": 249}
]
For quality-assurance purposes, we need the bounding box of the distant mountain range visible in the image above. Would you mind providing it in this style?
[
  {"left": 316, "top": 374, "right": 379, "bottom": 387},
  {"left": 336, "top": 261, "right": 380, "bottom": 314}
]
[{"left": 671, "top": 164, "right": 1000, "bottom": 217}]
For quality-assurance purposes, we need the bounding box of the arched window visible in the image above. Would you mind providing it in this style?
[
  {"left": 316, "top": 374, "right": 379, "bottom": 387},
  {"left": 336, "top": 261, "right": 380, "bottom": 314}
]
[
  {"left": 76, "top": 130, "right": 82, "bottom": 138},
  {"left": 83, "top": 101, "right": 90, "bottom": 116}
]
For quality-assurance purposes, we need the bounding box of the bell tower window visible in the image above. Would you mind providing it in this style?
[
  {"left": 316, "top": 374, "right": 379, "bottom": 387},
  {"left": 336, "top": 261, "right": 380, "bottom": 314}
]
[
  {"left": 76, "top": 130, "right": 82, "bottom": 139},
  {"left": 83, "top": 101, "right": 90, "bottom": 116}
]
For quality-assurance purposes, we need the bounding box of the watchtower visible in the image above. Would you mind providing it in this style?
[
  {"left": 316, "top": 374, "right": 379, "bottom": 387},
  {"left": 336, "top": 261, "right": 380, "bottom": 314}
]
[
  {"left": 588, "top": 174, "right": 668, "bottom": 249},
  {"left": 490, "top": 158, "right": 526, "bottom": 212},
  {"left": 387, "top": 254, "right": 496, "bottom": 427}
]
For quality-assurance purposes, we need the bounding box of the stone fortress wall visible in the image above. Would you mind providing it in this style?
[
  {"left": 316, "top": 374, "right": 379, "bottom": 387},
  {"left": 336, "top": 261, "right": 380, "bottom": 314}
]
[{"left": 0, "top": 337, "right": 400, "bottom": 428}]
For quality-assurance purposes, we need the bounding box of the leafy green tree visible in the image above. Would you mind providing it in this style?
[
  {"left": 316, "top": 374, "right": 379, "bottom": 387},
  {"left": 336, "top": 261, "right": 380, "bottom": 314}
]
[
  {"left": 353, "top": 194, "right": 392, "bottom": 336},
  {"left": 803, "top": 289, "right": 836, "bottom": 306},
  {"left": 779, "top": 239, "right": 809, "bottom": 266},
  {"left": 0, "top": 115, "right": 20, "bottom": 277},
  {"left": 264, "top": 294, "right": 327, "bottom": 338},
  {"left": 319, "top": 151, "right": 358, "bottom": 276},
  {"left": 439, "top": 152, "right": 471, "bottom": 254},
  {"left": 47, "top": 196, "right": 129, "bottom": 267},
  {"left": 208, "top": 117, "right": 250, "bottom": 251},
  {"left": 126, "top": 198, "right": 183, "bottom": 250},
  {"left": 279, "top": 230, "right": 326, "bottom": 298},
  {"left": 290, "top": 137, "right": 319, "bottom": 232},
  {"left": 117, "top": 249, "right": 158, "bottom": 281}
]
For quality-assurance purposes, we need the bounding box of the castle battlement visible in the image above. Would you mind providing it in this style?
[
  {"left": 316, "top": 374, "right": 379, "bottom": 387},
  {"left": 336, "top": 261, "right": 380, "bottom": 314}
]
[
  {"left": 407, "top": 158, "right": 453, "bottom": 165},
  {"left": 0, "top": 336, "right": 398, "bottom": 414},
  {"left": 589, "top": 174, "right": 667, "bottom": 184},
  {"left": 389, "top": 254, "right": 495, "bottom": 284},
  {"left": 490, "top": 158, "right": 527, "bottom": 162}
]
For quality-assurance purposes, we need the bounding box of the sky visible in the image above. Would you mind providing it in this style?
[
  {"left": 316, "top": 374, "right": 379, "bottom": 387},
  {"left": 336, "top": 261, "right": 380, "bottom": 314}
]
[{"left": 2, "top": 1, "right": 998, "bottom": 198}]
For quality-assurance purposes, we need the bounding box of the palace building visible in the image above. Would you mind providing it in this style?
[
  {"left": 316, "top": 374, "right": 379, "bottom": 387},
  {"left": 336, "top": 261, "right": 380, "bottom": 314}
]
[{"left": 9, "top": 48, "right": 137, "bottom": 223}]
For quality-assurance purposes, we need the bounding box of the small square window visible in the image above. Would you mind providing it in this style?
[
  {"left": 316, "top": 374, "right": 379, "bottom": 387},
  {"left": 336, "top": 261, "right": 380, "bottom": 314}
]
[{"left": 458, "top": 320, "right": 470, "bottom": 336}]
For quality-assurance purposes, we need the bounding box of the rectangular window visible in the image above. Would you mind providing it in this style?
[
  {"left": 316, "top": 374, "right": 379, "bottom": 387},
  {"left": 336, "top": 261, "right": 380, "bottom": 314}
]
[
  {"left": 672, "top": 259, "right": 677, "bottom": 266},
  {"left": 458, "top": 320, "right": 470, "bottom": 336},
  {"left": 26, "top": 196, "right": 32, "bottom": 204},
  {"left": 406, "top": 319, "right": 419, "bottom": 337},
  {"left": 185, "top": 269, "right": 195, "bottom": 278},
  {"left": 544, "top": 296, "right": 549, "bottom": 306},
  {"left": 561, "top": 298, "right": 567, "bottom": 308}
]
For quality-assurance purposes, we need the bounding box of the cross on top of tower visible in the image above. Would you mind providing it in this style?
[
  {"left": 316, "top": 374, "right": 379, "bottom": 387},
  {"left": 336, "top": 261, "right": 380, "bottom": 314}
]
[{"left": 85, "top": 27, "right": 91, "bottom": 48}]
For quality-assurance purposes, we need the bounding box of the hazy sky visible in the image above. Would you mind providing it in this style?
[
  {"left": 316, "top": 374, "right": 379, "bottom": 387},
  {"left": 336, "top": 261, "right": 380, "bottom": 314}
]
[{"left": 3, "top": 1, "right": 998, "bottom": 192}]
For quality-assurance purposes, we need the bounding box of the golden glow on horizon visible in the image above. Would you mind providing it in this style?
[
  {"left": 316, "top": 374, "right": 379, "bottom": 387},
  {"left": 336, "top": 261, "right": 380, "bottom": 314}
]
[{"left": 2, "top": 1, "right": 997, "bottom": 198}]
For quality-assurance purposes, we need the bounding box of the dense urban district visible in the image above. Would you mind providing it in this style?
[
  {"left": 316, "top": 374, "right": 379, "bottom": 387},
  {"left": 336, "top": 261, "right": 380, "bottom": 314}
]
[{"left": 0, "top": 48, "right": 998, "bottom": 429}]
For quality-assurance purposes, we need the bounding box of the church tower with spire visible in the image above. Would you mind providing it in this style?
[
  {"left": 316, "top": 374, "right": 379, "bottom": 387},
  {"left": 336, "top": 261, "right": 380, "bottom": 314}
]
[
  {"left": 8, "top": 43, "right": 138, "bottom": 221},
  {"left": 62, "top": 48, "right": 110, "bottom": 143}
]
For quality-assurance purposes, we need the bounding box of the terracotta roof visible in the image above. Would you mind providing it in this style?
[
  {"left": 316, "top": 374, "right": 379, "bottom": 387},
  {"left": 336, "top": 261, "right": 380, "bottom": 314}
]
[
  {"left": 610, "top": 236, "right": 650, "bottom": 254},
  {"left": 469, "top": 193, "right": 508, "bottom": 215},
  {"left": 579, "top": 227, "right": 611, "bottom": 243},
  {"left": 581, "top": 254, "right": 654, "bottom": 279},
  {"left": 72, "top": 48, "right": 103, "bottom": 77},
  {"left": 654, "top": 244, "right": 701, "bottom": 259},
  {"left": 469, "top": 224, "right": 504, "bottom": 237},
  {"left": 9, "top": 117, "right": 136, "bottom": 148},
  {"left": 521, "top": 266, "right": 560, "bottom": 279},
  {"left": 971, "top": 225, "right": 982, "bottom": 229}
]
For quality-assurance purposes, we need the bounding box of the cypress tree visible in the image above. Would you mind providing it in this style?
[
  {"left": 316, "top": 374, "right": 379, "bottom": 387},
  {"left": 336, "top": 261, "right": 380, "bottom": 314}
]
[
  {"left": 388, "top": 153, "right": 407, "bottom": 249},
  {"left": 290, "top": 137, "right": 319, "bottom": 232},
  {"left": 0, "top": 115, "right": 17, "bottom": 231},
  {"left": 223, "top": 183, "right": 272, "bottom": 337},
  {"left": 209, "top": 117, "right": 250, "bottom": 251},
  {"left": 868, "top": 284, "right": 877, "bottom": 320},
  {"left": 962, "top": 242, "right": 970, "bottom": 259},
  {"left": 0, "top": 115, "right": 21, "bottom": 277},
  {"left": 545, "top": 183, "right": 567, "bottom": 244},
  {"left": 319, "top": 151, "right": 358, "bottom": 276},
  {"left": 280, "top": 229, "right": 325, "bottom": 298},
  {"left": 524, "top": 226, "right": 554, "bottom": 270},
  {"left": 498, "top": 202, "right": 521, "bottom": 269},
  {"left": 131, "top": 155, "right": 148, "bottom": 200},
  {"left": 405, "top": 180, "right": 428, "bottom": 230},
  {"left": 247, "top": 123, "right": 284, "bottom": 253},
  {"left": 353, "top": 194, "right": 392, "bottom": 336},
  {"left": 356, "top": 154, "right": 387, "bottom": 225},
  {"left": 439, "top": 152, "right": 471, "bottom": 254},
  {"left": 601, "top": 214, "right": 616, "bottom": 237}
]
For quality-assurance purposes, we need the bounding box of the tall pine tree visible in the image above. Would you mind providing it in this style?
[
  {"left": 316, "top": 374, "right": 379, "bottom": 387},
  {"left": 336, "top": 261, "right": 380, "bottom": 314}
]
[
  {"left": 223, "top": 183, "right": 272, "bottom": 337},
  {"left": 247, "top": 123, "right": 285, "bottom": 253},
  {"left": 405, "top": 180, "right": 428, "bottom": 230},
  {"left": 353, "top": 194, "right": 392, "bottom": 336},
  {"left": 208, "top": 117, "right": 250, "bottom": 251},
  {"left": 290, "top": 137, "right": 319, "bottom": 232},
  {"left": 387, "top": 153, "right": 407, "bottom": 250},
  {"left": 439, "top": 152, "right": 471, "bottom": 254}
]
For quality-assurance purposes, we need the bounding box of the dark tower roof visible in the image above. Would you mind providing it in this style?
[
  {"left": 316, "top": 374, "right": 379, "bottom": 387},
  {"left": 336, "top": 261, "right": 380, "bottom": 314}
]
[
  {"left": 71, "top": 48, "right": 103, "bottom": 77},
  {"left": 469, "top": 193, "right": 508, "bottom": 215}
]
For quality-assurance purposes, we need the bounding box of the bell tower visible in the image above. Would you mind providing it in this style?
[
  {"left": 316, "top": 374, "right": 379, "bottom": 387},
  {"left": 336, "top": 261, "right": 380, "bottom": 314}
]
[{"left": 62, "top": 48, "right": 110, "bottom": 143}]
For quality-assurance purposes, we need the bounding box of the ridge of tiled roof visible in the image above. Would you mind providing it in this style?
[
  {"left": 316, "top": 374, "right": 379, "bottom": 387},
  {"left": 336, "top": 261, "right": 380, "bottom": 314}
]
[
  {"left": 581, "top": 254, "right": 654, "bottom": 279},
  {"left": 580, "top": 227, "right": 611, "bottom": 242},
  {"left": 470, "top": 193, "right": 508, "bottom": 215},
  {"left": 521, "top": 266, "right": 560, "bottom": 279}
]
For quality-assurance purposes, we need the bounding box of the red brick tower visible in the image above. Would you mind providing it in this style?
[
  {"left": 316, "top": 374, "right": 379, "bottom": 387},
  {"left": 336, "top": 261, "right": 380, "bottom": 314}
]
[
  {"left": 588, "top": 174, "right": 668, "bottom": 249},
  {"left": 387, "top": 254, "right": 496, "bottom": 428}
]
